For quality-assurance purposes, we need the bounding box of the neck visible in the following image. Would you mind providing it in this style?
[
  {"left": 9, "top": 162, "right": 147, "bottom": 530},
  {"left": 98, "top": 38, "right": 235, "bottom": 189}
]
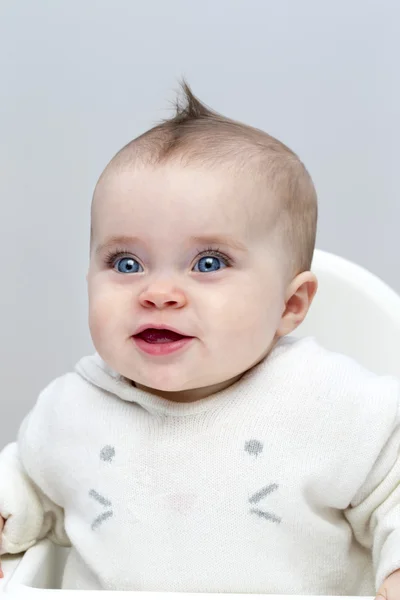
[{"left": 134, "top": 372, "right": 245, "bottom": 403}]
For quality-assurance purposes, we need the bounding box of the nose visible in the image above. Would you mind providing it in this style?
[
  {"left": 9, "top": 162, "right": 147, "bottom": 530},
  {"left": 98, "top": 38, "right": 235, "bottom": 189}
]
[{"left": 138, "top": 280, "right": 187, "bottom": 310}]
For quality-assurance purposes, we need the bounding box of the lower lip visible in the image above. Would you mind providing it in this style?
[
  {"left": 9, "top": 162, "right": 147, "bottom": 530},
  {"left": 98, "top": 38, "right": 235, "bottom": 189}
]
[{"left": 132, "top": 336, "right": 194, "bottom": 356}]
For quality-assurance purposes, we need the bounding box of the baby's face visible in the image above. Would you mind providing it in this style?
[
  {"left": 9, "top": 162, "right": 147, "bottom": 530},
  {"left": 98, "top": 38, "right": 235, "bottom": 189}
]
[{"left": 87, "top": 163, "right": 290, "bottom": 401}]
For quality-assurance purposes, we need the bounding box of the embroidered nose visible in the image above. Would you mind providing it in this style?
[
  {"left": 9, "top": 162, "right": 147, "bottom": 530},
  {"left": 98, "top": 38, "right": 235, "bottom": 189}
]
[{"left": 163, "top": 493, "right": 197, "bottom": 514}]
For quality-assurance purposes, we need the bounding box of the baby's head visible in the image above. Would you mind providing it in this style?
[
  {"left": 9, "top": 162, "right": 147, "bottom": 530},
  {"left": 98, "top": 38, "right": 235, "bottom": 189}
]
[{"left": 87, "top": 83, "right": 318, "bottom": 402}]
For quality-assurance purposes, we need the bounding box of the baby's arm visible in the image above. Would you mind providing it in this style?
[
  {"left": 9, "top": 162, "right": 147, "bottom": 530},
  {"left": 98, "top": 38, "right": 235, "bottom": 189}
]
[
  {"left": 0, "top": 440, "right": 69, "bottom": 552},
  {"left": 0, "top": 516, "right": 4, "bottom": 577},
  {"left": 0, "top": 376, "right": 73, "bottom": 577},
  {"left": 0, "top": 440, "right": 43, "bottom": 578},
  {"left": 345, "top": 395, "right": 400, "bottom": 593},
  {"left": 0, "top": 440, "right": 70, "bottom": 578}
]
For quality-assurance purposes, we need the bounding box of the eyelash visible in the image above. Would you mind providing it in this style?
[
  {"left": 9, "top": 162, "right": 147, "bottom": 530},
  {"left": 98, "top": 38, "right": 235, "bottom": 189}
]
[{"left": 103, "top": 246, "right": 234, "bottom": 270}]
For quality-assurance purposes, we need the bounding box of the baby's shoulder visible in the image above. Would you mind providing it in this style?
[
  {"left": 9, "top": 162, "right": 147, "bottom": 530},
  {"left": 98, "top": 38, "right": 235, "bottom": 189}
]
[
  {"left": 269, "top": 336, "right": 400, "bottom": 419},
  {"left": 18, "top": 367, "right": 90, "bottom": 444}
]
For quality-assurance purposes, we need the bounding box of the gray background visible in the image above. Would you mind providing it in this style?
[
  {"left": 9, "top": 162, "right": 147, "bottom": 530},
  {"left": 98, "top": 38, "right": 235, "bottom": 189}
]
[{"left": 0, "top": 0, "right": 398, "bottom": 445}]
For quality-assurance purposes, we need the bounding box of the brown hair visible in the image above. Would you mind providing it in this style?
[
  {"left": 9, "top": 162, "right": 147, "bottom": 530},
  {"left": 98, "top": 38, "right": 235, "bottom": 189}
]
[{"left": 93, "top": 81, "right": 318, "bottom": 274}]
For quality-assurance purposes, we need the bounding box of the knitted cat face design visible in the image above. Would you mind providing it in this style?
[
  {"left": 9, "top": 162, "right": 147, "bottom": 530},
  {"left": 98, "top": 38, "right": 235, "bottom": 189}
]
[
  {"left": 89, "top": 441, "right": 281, "bottom": 530},
  {"left": 245, "top": 439, "right": 281, "bottom": 524},
  {"left": 89, "top": 445, "right": 115, "bottom": 530}
]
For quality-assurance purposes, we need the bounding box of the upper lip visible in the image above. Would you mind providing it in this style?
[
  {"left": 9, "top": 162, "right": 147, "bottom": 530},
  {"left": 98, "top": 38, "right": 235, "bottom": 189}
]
[{"left": 133, "top": 324, "right": 193, "bottom": 337}]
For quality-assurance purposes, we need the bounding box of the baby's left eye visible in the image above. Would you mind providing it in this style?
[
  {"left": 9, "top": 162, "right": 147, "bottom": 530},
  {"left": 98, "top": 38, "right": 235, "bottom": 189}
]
[{"left": 193, "top": 255, "right": 229, "bottom": 273}]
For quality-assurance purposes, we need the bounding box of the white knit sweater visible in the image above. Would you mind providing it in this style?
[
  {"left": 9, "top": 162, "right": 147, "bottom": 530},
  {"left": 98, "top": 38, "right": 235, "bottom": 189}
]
[{"left": 1, "top": 336, "right": 400, "bottom": 593}]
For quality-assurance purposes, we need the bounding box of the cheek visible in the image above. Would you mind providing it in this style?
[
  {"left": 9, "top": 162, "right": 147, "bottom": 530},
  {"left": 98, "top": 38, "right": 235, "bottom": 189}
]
[
  {"left": 87, "top": 280, "right": 124, "bottom": 340},
  {"left": 204, "top": 278, "right": 282, "bottom": 337}
]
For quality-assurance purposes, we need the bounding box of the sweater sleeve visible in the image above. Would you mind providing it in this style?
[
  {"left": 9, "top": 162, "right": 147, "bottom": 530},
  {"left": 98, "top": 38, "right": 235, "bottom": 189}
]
[
  {"left": 0, "top": 441, "right": 69, "bottom": 555},
  {"left": 0, "top": 374, "right": 72, "bottom": 555},
  {"left": 345, "top": 396, "right": 400, "bottom": 591}
]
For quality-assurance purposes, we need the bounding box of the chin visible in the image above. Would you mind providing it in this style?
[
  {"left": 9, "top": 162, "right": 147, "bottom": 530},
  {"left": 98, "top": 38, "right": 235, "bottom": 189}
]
[
  {"left": 137, "top": 377, "right": 193, "bottom": 393},
  {"left": 135, "top": 369, "right": 212, "bottom": 392}
]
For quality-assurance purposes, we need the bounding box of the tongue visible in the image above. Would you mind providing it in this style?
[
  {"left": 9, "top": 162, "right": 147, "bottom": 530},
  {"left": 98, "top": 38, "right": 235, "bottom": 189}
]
[{"left": 138, "top": 329, "right": 186, "bottom": 344}]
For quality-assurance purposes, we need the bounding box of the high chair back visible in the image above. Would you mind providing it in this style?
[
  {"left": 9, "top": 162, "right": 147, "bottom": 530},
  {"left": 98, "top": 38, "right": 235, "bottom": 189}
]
[{"left": 295, "top": 249, "right": 400, "bottom": 378}]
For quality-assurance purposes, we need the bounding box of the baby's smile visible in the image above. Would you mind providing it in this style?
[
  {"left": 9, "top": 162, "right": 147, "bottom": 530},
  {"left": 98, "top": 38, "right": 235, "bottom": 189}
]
[{"left": 132, "top": 325, "right": 195, "bottom": 356}]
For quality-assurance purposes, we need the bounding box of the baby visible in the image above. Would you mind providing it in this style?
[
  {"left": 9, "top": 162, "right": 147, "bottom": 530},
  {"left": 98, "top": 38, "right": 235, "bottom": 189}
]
[{"left": 1, "top": 82, "right": 400, "bottom": 596}]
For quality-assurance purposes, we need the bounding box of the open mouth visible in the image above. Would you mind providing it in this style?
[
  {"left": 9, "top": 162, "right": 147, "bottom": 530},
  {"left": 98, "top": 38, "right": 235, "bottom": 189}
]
[
  {"left": 134, "top": 328, "right": 189, "bottom": 344},
  {"left": 132, "top": 328, "right": 194, "bottom": 356}
]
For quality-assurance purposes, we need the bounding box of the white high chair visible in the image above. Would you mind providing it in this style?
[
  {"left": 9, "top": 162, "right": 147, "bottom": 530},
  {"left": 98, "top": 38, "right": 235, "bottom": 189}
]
[
  {"left": 295, "top": 249, "right": 400, "bottom": 379},
  {"left": 1, "top": 249, "right": 400, "bottom": 598}
]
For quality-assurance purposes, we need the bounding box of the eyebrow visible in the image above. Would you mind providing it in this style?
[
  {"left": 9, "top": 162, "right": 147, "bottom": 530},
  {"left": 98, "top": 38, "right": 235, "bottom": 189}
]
[
  {"left": 95, "top": 234, "right": 247, "bottom": 256},
  {"left": 95, "top": 236, "right": 142, "bottom": 256},
  {"left": 189, "top": 235, "right": 247, "bottom": 252}
]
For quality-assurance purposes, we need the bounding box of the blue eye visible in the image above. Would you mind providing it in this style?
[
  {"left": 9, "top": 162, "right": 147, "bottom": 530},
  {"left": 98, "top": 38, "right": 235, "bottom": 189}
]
[
  {"left": 115, "top": 257, "right": 143, "bottom": 274},
  {"left": 104, "top": 248, "right": 232, "bottom": 274},
  {"left": 193, "top": 255, "right": 228, "bottom": 273}
]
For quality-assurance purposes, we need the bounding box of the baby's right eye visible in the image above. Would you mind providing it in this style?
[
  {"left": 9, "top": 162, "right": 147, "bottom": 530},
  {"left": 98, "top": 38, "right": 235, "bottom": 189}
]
[
  {"left": 104, "top": 250, "right": 143, "bottom": 274},
  {"left": 114, "top": 257, "right": 143, "bottom": 274}
]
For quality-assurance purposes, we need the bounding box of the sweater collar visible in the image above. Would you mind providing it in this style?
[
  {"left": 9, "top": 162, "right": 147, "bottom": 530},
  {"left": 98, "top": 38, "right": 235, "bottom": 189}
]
[{"left": 74, "top": 335, "right": 302, "bottom": 416}]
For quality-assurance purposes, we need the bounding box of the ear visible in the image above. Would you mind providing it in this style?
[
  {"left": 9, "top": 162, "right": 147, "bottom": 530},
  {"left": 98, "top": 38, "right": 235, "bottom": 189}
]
[{"left": 276, "top": 271, "right": 318, "bottom": 337}]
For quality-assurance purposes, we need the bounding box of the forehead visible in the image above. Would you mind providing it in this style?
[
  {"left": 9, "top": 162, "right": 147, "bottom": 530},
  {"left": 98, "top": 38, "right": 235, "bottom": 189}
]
[{"left": 92, "top": 164, "right": 277, "bottom": 246}]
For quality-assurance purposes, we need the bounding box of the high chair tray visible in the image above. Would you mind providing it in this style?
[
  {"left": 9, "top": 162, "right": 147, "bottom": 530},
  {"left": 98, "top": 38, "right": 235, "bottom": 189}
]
[{"left": 0, "top": 539, "right": 374, "bottom": 598}]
